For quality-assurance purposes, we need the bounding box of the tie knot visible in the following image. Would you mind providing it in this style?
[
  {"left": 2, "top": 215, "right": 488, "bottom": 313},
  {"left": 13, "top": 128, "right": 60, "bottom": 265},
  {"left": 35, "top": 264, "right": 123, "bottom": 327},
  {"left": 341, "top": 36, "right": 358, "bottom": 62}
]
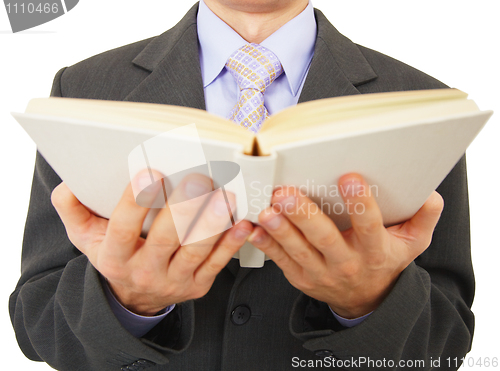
[{"left": 225, "top": 43, "right": 284, "bottom": 93}]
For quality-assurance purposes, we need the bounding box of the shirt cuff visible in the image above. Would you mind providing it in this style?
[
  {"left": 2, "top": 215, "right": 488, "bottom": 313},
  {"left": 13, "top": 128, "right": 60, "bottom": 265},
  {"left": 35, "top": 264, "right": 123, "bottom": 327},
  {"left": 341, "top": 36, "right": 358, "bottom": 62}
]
[
  {"left": 102, "top": 277, "right": 175, "bottom": 338},
  {"left": 329, "top": 307, "right": 372, "bottom": 328}
]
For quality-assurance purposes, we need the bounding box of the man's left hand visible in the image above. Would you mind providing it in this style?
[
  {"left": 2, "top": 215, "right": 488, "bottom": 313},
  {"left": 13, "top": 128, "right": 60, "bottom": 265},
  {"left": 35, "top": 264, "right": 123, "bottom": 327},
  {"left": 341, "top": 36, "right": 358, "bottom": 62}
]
[{"left": 249, "top": 173, "right": 444, "bottom": 319}]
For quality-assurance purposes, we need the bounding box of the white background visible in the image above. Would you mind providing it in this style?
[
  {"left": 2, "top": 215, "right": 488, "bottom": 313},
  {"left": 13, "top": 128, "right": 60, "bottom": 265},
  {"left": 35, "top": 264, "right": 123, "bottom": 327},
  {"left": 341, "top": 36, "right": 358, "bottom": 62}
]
[{"left": 1, "top": 0, "right": 498, "bottom": 369}]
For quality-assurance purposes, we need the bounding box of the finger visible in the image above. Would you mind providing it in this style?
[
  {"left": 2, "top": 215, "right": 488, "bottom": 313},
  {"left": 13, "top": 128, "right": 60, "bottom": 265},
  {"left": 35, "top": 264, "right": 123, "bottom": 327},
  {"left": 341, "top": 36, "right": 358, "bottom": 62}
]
[
  {"left": 184, "top": 188, "right": 235, "bottom": 245},
  {"left": 339, "top": 173, "right": 386, "bottom": 251},
  {"left": 257, "top": 206, "right": 325, "bottom": 273},
  {"left": 399, "top": 191, "right": 444, "bottom": 251},
  {"left": 51, "top": 182, "right": 106, "bottom": 253},
  {"left": 102, "top": 169, "right": 163, "bottom": 264},
  {"left": 194, "top": 220, "right": 253, "bottom": 285},
  {"left": 168, "top": 188, "right": 237, "bottom": 279},
  {"left": 248, "top": 225, "right": 304, "bottom": 277},
  {"left": 143, "top": 173, "right": 214, "bottom": 267},
  {"left": 165, "top": 172, "right": 215, "bottom": 242},
  {"left": 271, "top": 187, "right": 345, "bottom": 261}
]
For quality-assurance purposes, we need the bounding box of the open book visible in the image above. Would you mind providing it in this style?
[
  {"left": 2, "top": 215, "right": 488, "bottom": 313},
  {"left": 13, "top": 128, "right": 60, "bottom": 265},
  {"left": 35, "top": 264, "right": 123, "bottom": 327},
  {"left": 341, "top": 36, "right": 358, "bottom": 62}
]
[{"left": 12, "top": 89, "right": 492, "bottom": 267}]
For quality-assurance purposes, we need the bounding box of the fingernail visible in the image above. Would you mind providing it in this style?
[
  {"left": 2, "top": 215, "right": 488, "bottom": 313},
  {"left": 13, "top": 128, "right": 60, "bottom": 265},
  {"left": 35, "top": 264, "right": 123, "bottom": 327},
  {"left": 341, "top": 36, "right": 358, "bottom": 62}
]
[
  {"left": 341, "top": 178, "right": 364, "bottom": 198},
  {"left": 213, "top": 198, "right": 229, "bottom": 217},
  {"left": 278, "top": 196, "right": 296, "bottom": 212},
  {"left": 234, "top": 227, "right": 252, "bottom": 240},
  {"left": 248, "top": 229, "right": 265, "bottom": 244},
  {"left": 262, "top": 214, "right": 282, "bottom": 230},
  {"left": 185, "top": 180, "right": 211, "bottom": 199},
  {"left": 135, "top": 173, "right": 160, "bottom": 193},
  {"left": 137, "top": 174, "right": 152, "bottom": 189}
]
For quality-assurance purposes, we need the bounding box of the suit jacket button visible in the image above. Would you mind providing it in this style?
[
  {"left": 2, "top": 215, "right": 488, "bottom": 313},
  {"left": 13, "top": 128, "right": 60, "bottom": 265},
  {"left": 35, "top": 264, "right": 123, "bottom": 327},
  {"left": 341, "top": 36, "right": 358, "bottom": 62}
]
[
  {"left": 315, "top": 350, "right": 333, "bottom": 358},
  {"left": 231, "top": 305, "right": 251, "bottom": 325}
]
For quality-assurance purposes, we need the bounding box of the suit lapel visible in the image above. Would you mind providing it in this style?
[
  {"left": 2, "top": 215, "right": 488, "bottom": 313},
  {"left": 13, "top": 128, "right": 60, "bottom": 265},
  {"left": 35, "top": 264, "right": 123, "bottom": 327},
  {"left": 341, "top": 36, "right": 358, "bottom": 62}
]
[
  {"left": 124, "top": 4, "right": 206, "bottom": 110},
  {"left": 299, "top": 9, "right": 377, "bottom": 103}
]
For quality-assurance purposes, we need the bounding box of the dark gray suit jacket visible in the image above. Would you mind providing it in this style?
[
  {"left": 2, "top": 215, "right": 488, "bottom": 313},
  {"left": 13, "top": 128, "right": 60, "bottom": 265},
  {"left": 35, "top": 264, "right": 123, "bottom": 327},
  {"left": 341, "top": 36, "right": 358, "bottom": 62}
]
[{"left": 10, "top": 4, "right": 474, "bottom": 371}]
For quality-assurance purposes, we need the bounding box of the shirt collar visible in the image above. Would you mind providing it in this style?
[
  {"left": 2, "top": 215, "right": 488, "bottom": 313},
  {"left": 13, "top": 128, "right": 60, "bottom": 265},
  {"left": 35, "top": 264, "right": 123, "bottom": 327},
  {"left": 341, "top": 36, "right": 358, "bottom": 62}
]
[{"left": 197, "top": 0, "right": 317, "bottom": 96}]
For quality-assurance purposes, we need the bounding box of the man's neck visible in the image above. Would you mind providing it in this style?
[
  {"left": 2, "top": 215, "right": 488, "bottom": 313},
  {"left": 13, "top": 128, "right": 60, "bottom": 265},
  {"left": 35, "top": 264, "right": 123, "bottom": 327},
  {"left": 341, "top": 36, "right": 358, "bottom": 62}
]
[{"left": 203, "top": 0, "right": 309, "bottom": 44}]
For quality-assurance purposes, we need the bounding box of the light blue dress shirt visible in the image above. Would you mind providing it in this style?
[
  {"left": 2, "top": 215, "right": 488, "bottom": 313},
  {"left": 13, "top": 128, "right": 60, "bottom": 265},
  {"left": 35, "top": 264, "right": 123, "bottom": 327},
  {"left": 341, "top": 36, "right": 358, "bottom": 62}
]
[
  {"left": 198, "top": 0, "right": 316, "bottom": 118},
  {"left": 106, "top": 0, "right": 369, "bottom": 338}
]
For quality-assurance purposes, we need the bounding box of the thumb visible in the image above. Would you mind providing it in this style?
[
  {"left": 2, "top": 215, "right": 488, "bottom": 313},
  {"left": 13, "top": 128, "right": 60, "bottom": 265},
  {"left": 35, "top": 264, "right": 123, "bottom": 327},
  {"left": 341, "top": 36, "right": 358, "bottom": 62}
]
[{"left": 404, "top": 191, "right": 445, "bottom": 252}]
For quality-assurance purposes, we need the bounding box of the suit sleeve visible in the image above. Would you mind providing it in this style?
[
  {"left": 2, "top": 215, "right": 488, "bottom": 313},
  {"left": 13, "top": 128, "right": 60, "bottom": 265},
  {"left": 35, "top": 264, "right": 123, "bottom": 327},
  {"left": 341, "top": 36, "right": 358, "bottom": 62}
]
[
  {"left": 8, "top": 68, "right": 194, "bottom": 371},
  {"left": 290, "top": 155, "right": 474, "bottom": 370}
]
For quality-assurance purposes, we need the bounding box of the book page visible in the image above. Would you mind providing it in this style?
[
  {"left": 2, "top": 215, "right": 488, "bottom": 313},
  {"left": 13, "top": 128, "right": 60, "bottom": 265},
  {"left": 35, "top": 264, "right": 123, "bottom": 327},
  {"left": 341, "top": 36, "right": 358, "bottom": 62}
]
[{"left": 25, "top": 97, "right": 256, "bottom": 154}]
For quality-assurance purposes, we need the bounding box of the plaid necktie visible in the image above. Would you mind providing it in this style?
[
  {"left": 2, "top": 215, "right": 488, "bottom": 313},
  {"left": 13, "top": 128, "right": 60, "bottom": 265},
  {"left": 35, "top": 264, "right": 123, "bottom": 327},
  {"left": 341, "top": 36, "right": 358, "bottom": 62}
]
[{"left": 225, "top": 43, "right": 284, "bottom": 133}]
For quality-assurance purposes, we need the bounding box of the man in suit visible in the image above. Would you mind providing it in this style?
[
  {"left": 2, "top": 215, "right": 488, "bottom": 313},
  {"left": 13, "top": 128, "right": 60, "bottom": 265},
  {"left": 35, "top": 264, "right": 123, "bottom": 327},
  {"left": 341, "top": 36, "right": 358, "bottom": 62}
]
[{"left": 10, "top": 1, "right": 474, "bottom": 370}]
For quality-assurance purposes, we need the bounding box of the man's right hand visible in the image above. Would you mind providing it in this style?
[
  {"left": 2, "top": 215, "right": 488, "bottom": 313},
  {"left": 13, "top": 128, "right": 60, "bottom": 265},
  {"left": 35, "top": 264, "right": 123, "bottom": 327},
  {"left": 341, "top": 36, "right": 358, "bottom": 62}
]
[{"left": 51, "top": 170, "right": 253, "bottom": 316}]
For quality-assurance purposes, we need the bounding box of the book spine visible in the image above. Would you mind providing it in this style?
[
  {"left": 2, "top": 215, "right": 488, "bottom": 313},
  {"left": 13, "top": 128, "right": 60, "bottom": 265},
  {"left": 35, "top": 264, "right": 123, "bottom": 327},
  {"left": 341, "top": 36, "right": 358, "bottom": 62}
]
[
  {"left": 232, "top": 151, "right": 277, "bottom": 268},
  {"left": 234, "top": 152, "right": 277, "bottom": 222}
]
